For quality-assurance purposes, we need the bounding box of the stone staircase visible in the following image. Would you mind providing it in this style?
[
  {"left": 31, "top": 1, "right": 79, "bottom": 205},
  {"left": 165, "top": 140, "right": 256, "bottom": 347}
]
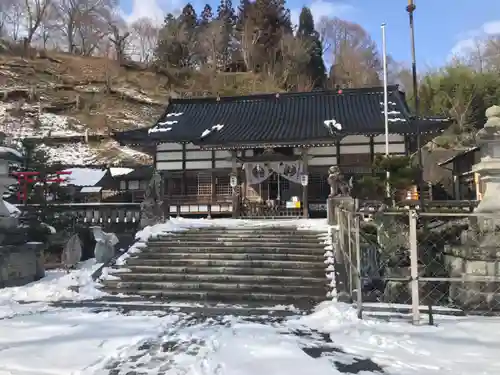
[{"left": 99, "top": 226, "right": 329, "bottom": 309}]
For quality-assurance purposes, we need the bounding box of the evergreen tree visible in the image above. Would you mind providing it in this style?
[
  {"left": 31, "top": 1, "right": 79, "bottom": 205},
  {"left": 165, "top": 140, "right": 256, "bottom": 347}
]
[
  {"left": 179, "top": 3, "right": 198, "bottom": 31},
  {"left": 235, "top": 0, "right": 252, "bottom": 33},
  {"left": 250, "top": 0, "right": 293, "bottom": 71},
  {"left": 200, "top": 3, "right": 213, "bottom": 27},
  {"left": 297, "top": 7, "right": 326, "bottom": 88},
  {"left": 216, "top": 0, "right": 236, "bottom": 69}
]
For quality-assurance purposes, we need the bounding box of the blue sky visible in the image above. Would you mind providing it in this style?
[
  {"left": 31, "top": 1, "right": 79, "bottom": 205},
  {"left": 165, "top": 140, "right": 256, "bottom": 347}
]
[{"left": 120, "top": 0, "right": 500, "bottom": 68}]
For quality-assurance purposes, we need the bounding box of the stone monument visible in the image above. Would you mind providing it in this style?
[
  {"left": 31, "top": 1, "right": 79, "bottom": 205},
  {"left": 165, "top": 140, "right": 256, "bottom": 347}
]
[
  {"left": 0, "top": 136, "right": 46, "bottom": 287},
  {"left": 139, "top": 171, "right": 164, "bottom": 229},
  {"left": 446, "top": 106, "right": 500, "bottom": 311},
  {"left": 92, "top": 226, "right": 119, "bottom": 264}
]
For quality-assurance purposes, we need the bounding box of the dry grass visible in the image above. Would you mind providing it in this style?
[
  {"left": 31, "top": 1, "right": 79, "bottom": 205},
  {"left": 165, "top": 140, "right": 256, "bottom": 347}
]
[{"left": 0, "top": 48, "right": 288, "bottom": 132}]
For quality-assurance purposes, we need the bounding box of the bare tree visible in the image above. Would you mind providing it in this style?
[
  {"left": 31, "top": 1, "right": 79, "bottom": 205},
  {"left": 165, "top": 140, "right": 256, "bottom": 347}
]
[
  {"left": 130, "top": 17, "right": 158, "bottom": 64},
  {"left": 318, "top": 16, "right": 382, "bottom": 88},
  {"left": 106, "top": 11, "right": 130, "bottom": 62},
  {"left": 278, "top": 33, "right": 311, "bottom": 87},
  {"left": 5, "top": 0, "right": 24, "bottom": 41},
  {"left": 23, "top": 0, "right": 53, "bottom": 45},
  {"left": 483, "top": 35, "right": 500, "bottom": 72},
  {"left": 197, "top": 19, "right": 225, "bottom": 71},
  {"left": 54, "top": 0, "right": 116, "bottom": 53},
  {"left": 34, "top": 2, "right": 58, "bottom": 49},
  {"left": 0, "top": 0, "right": 17, "bottom": 37}
]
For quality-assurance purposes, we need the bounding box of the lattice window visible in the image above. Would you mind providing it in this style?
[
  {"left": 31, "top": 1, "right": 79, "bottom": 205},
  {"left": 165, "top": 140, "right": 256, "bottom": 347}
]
[
  {"left": 186, "top": 175, "right": 198, "bottom": 195},
  {"left": 169, "top": 177, "right": 182, "bottom": 195},
  {"left": 215, "top": 175, "right": 232, "bottom": 196},
  {"left": 197, "top": 173, "right": 212, "bottom": 196},
  {"left": 308, "top": 172, "right": 329, "bottom": 201}
]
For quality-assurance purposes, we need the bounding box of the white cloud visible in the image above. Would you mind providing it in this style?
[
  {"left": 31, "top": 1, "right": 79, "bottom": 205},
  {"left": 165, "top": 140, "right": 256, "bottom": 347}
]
[
  {"left": 122, "top": 0, "right": 184, "bottom": 26},
  {"left": 450, "top": 20, "right": 500, "bottom": 57},
  {"left": 290, "top": 0, "right": 355, "bottom": 29}
]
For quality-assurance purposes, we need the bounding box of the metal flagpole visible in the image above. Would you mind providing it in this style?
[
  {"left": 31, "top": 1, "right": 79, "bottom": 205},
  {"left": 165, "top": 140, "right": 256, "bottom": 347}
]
[{"left": 381, "top": 23, "right": 390, "bottom": 199}]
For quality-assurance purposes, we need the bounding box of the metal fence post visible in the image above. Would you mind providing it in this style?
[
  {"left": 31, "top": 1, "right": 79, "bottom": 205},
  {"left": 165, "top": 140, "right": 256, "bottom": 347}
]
[
  {"left": 408, "top": 209, "right": 420, "bottom": 324},
  {"left": 347, "top": 212, "right": 353, "bottom": 296},
  {"left": 354, "top": 214, "right": 363, "bottom": 319}
]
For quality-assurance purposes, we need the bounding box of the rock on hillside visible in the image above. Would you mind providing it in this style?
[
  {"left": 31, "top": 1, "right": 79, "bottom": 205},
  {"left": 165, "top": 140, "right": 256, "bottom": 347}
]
[{"left": 0, "top": 52, "right": 173, "bottom": 165}]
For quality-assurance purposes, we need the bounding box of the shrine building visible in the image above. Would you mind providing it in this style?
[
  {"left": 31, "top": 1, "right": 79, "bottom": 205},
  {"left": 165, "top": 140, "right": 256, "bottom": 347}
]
[{"left": 114, "top": 85, "right": 450, "bottom": 218}]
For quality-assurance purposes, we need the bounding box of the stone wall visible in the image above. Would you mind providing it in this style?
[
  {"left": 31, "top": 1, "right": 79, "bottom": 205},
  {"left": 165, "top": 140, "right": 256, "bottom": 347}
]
[{"left": 0, "top": 243, "right": 45, "bottom": 288}]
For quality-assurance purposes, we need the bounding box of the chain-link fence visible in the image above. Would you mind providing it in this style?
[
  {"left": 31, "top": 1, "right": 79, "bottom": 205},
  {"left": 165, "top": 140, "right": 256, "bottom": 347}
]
[{"left": 334, "top": 205, "right": 500, "bottom": 324}]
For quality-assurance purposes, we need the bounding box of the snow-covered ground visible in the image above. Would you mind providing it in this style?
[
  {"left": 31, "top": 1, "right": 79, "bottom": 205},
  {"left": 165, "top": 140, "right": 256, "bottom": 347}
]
[
  {"left": 0, "top": 218, "right": 497, "bottom": 374},
  {"left": 0, "top": 102, "right": 152, "bottom": 166}
]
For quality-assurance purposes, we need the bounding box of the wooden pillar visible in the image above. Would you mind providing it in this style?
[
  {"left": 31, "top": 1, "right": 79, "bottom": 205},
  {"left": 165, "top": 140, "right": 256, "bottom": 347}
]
[
  {"left": 369, "top": 136, "right": 375, "bottom": 176},
  {"left": 165, "top": 172, "right": 173, "bottom": 218},
  {"left": 180, "top": 144, "right": 187, "bottom": 203},
  {"left": 302, "top": 148, "right": 309, "bottom": 218},
  {"left": 231, "top": 150, "right": 239, "bottom": 218},
  {"left": 210, "top": 150, "right": 216, "bottom": 218}
]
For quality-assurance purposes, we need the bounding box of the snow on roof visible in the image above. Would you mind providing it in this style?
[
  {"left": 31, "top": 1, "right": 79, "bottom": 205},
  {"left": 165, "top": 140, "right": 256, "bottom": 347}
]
[
  {"left": 63, "top": 168, "right": 107, "bottom": 187},
  {"left": 80, "top": 186, "right": 103, "bottom": 193},
  {"left": 0, "top": 146, "right": 24, "bottom": 159},
  {"left": 110, "top": 167, "right": 134, "bottom": 177}
]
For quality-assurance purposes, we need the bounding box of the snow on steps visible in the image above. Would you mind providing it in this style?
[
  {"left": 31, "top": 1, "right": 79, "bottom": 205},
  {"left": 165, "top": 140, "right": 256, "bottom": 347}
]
[{"left": 100, "top": 227, "right": 329, "bottom": 309}]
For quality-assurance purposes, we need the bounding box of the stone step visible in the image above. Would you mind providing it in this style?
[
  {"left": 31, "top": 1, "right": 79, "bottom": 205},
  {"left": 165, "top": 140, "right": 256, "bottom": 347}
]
[
  {"left": 139, "top": 251, "right": 324, "bottom": 262},
  {"left": 103, "top": 280, "right": 326, "bottom": 295},
  {"left": 158, "top": 232, "right": 326, "bottom": 240},
  {"left": 152, "top": 246, "right": 326, "bottom": 255},
  {"left": 123, "top": 265, "right": 326, "bottom": 277},
  {"left": 125, "top": 258, "right": 326, "bottom": 269},
  {"left": 160, "top": 227, "right": 324, "bottom": 234},
  {"left": 115, "top": 272, "right": 326, "bottom": 285},
  {"left": 146, "top": 241, "right": 325, "bottom": 249},
  {"left": 101, "top": 288, "right": 325, "bottom": 304}
]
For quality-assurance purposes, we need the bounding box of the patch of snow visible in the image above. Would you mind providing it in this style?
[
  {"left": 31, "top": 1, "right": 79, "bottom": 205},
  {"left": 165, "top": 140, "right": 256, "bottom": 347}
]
[
  {"left": 41, "top": 222, "right": 57, "bottom": 234},
  {"left": 166, "top": 112, "right": 183, "bottom": 117},
  {"left": 0, "top": 259, "right": 105, "bottom": 304},
  {"left": 0, "top": 102, "right": 84, "bottom": 139},
  {"left": 3, "top": 200, "right": 20, "bottom": 216},
  {"left": 110, "top": 167, "right": 134, "bottom": 176},
  {"left": 0, "top": 309, "right": 172, "bottom": 375},
  {"left": 200, "top": 124, "right": 225, "bottom": 139},
  {"left": 324, "top": 119, "right": 342, "bottom": 131},
  {"left": 158, "top": 120, "right": 178, "bottom": 126},
  {"left": 63, "top": 167, "right": 106, "bottom": 186},
  {"left": 36, "top": 142, "right": 100, "bottom": 165},
  {"left": 293, "top": 301, "right": 500, "bottom": 375}
]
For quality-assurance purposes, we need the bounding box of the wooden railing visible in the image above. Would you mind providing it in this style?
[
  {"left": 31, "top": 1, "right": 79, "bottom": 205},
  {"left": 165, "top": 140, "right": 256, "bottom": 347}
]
[{"left": 16, "top": 202, "right": 142, "bottom": 224}]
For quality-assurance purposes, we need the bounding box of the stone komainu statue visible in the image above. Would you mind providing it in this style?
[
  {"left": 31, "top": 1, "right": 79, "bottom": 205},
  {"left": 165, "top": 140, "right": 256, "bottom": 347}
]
[{"left": 327, "top": 166, "right": 353, "bottom": 197}]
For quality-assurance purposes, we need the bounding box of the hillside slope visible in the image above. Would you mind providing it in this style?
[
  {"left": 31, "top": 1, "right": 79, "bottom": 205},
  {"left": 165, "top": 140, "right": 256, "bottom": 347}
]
[{"left": 0, "top": 51, "right": 174, "bottom": 165}]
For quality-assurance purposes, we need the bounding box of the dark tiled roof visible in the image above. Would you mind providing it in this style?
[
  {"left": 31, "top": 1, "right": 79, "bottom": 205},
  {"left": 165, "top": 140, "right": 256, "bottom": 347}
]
[{"left": 115, "top": 86, "right": 451, "bottom": 147}]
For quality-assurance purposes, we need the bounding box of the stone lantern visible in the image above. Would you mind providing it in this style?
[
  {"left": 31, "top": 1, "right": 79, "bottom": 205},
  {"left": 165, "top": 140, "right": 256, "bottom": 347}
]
[{"left": 446, "top": 106, "right": 500, "bottom": 311}]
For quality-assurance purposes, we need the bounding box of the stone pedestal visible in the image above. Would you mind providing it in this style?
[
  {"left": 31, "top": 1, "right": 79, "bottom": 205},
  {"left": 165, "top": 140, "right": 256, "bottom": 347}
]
[{"left": 0, "top": 242, "right": 46, "bottom": 287}]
